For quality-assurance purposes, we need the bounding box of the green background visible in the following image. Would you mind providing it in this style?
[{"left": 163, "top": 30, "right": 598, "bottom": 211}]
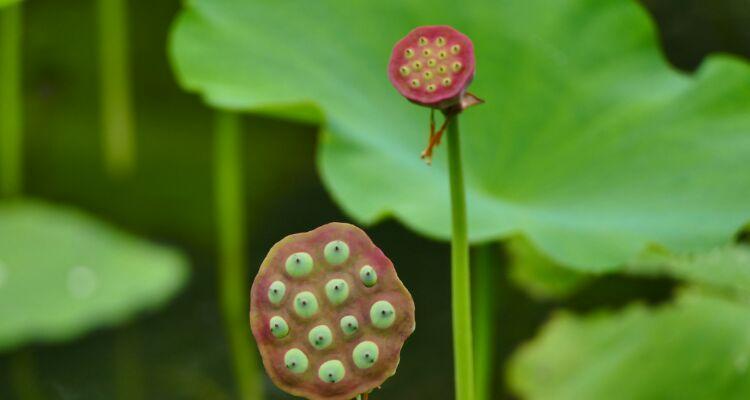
[{"left": 1, "top": 0, "right": 749, "bottom": 399}]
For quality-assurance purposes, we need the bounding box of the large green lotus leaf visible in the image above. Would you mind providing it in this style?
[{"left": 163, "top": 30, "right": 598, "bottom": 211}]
[
  {"left": 507, "top": 237, "right": 591, "bottom": 300},
  {"left": 0, "top": 201, "right": 188, "bottom": 351},
  {"left": 508, "top": 289, "right": 750, "bottom": 400},
  {"left": 509, "top": 238, "right": 750, "bottom": 298},
  {"left": 170, "top": 0, "right": 750, "bottom": 269},
  {"left": 627, "top": 245, "right": 750, "bottom": 297}
]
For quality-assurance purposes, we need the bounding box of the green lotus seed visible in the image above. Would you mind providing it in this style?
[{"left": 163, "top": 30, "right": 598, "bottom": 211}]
[
  {"left": 308, "top": 325, "right": 333, "bottom": 350},
  {"left": 285, "top": 252, "right": 313, "bottom": 277},
  {"left": 324, "top": 240, "right": 349, "bottom": 265},
  {"left": 340, "top": 315, "right": 359, "bottom": 336},
  {"left": 325, "top": 278, "right": 350, "bottom": 305},
  {"left": 284, "top": 348, "right": 309, "bottom": 374},
  {"left": 352, "top": 341, "right": 380, "bottom": 369},
  {"left": 318, "top": 360, "right": 346, "bottom": 383},
  {"left": 360, "top": 265, "right": 377, "bottom": 287},
  {"left": 268, "top": 281, "right": 286, "bottom": 304},
  {"left": 370, "top": 300, "right": 396, "bottom": 329},
  {"left": 269, "top": 316, "right": 289, "bottom": 338},
  {"left": 294, "top": 291, "right": 319, "bottom": 318}
]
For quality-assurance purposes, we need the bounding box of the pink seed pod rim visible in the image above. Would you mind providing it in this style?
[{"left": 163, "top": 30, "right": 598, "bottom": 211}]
[
  {"left": 249, "top": 222, "right": 416, "bottom": 400},
  {"left": 388, "top": 25, "right": 476, "bottom": 109}
]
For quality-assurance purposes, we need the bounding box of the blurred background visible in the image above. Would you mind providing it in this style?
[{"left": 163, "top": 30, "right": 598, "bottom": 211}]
[{"left": 0, "top": 0, "right": 749, "bottom": 399}]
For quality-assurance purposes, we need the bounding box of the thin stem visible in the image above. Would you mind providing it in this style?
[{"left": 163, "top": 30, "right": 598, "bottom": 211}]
[
  {"left": 114, "top": 325, "right": 145, "bottom": 400},
  {"left": 214, "top": 111, "right": 262, "bottom": 400},
  {"left": 0, "top": 3, "right": 23, "bottom": 196},
  {"left": 97, "top": 0, "right": 136, "bottom": 176},
  {"left": 472, "top": 244, "right": 499, "bottom": 400},
  {"left": 446, "top": 116, "right": 475, "bottom": 400},
  {"left": 2, "top": 8, "right": 39, "bottom": 400},
  {"left": 10, "top": 348, "right": 44, "bottom": 400}
]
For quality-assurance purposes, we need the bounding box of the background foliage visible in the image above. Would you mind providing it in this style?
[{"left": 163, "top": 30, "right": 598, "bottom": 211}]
[
  {"left": 172, "top": 0, "right": 750, "bottom": 270},
  {"left": 1, "top": 0, "right": 749, "bottom": 399}
]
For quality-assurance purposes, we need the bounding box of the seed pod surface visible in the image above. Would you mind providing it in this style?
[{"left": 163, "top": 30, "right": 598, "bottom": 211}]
[
  {"left": 388, "top": 25, "right": 476, "bottom": 109},
  {"left": 250, "top": 222, "right": 416, "bottom": 400}
]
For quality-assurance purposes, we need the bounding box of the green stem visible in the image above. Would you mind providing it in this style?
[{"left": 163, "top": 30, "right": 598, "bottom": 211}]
[
  {"left": 114, "top": 326, "right": 144, "bottom": 400},
  {"left": 214, "top": 111, "right": 261, "bottom": 400},
  {"left": 472, "top": 244, "right": 499, "bottom": 400},
  {"left": 446, "top": 116, "right": 475, "bottom": 400},
  {"left": 10, "top": 348, "right": 44, "bottom": 400},
  {"left": 1, "top": 8, "right": 38, "bottom": 399},
  {"left": 97, "top": 0, "right": 135, "bottom": 176},
  {"left": 0, "top": 3, "right": 23, "bottom": 196},
  {"left": 98, "top": 2, "right": 141, "bottom": 393}
]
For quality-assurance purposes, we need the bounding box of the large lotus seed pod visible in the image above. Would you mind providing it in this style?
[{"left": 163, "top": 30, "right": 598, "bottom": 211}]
[
  {"left": 250, "top": 223, "right": 416, "bottom": 400},
  {"left": 388, "top": 25, "right": 476, "bottom": 109}
]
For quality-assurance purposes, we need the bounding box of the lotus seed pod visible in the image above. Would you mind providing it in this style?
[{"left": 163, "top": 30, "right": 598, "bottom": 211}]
[
  {"left": 388, "top": 25, "right": 476, "bottom": 109},
  {"left": 250, "top": 223, "right": 416, "bottom": 400}
]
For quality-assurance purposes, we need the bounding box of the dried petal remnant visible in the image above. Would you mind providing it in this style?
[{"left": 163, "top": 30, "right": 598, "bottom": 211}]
[
  {"left": 388, "top": 25, "right": 476, "bottom": 109},
  {"left": 250, "top": 223, "right": 416, "bottom": 400}
]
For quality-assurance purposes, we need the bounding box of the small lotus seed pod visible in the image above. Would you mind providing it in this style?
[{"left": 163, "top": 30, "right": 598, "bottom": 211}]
[
  {"left": 340, "top": 315, "right": 359, "bottom": 336},
  {"left": 294, "top": 291, "right": 320, "bottom": 318},
  {"left": 388, "top": 25, "right": 476, "bottom": 110},
  {"left": 285, "top": 348, "right": 309, "bottom": 374},
  {"left": 360, "top": 265, "right": 377, "bottom": 287},
  {"left": 325, "top": 278, "right": 350, "bottom": 305},
  {"left": 250, "top": 223, "right": 416, "bottom": 400},
  {"left": 286, "top": 252, "right": 314, "bottom": 277},
  {"left": 319, "top": 360, "right": 346, "bottom": 383},
  {"left": 370, "top": 300, "right": 397, "bottom": 329},
  {"left": 352, "top": 341, "right": 380, "bottom": 369},
  {"left": 324, "top": 240, "right": 350, "bottom": 265},
  {"left": 268, "top": 280, "right": 286, "bottom": 304},
  {"left": 309, "top": 324, "right": 334, "bottom": 350},
  {"left": 270, "top": 316, "right": 290, "bottom": 338}
]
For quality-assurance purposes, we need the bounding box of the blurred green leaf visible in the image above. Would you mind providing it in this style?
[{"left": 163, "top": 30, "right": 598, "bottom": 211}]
[
  {"left": 509, "top": 239, "right": 750, "bottom": 300},
  {"left": 508, "top": 289, "right": 750, "bottom": 400},
  {"left": 170, "top": 0, "right": 750, "bottom": 270},
  {"left": 0, "top": 201, "right": 188, "bottom": 351},
  {"left": 507, "top": 237, "right": 591, "bottom": 300},
  {"left": 627, "top": 245, "right": 750, "bottom": 297}
]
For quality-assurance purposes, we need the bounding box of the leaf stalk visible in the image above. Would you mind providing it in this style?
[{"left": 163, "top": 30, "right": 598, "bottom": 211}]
[
  {"left": 97, "top": 0, "right": 136, "bottom": 176},
  {"left": 214, "top": 111, "right": 262, "bottom": 400},
  {"left": 446, "top": 115, "right": 476, "bottom": 400},
  {"left": 0, "top": 3, "right": 23, "bottom": 196}
]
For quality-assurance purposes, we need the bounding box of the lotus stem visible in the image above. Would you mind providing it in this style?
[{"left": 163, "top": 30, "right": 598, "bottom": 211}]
[
  {"left": 214, "top": 110, "right": 262, "bottom": 400},
  {"left": 447, "top": 115, "right": 475, "bottom": 400},
  {"left": 10, "top": 348, "right": 44, "bottom": 400},
  {"left": 97, "top": 0, "right": 136, "bottom": 176},
  {"left": 473, "top": 244, "right": 499, "bottom": 400},
  {"left": 0, "top": 3, "right": 22, "bottom": 196}
]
